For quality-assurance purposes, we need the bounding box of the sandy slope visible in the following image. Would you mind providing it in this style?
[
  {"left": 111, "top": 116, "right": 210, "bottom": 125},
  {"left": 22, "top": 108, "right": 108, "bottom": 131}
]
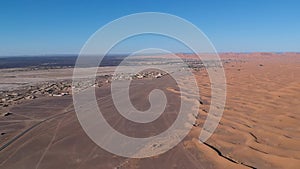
[{"left": 193, "top": 53, "right": 300, "bottom": 168}]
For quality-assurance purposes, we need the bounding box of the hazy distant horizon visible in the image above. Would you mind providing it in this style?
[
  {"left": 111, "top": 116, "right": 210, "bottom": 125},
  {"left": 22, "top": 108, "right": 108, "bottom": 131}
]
[{"left": 1, "top": 51, "right": 300, "bottom": 58}]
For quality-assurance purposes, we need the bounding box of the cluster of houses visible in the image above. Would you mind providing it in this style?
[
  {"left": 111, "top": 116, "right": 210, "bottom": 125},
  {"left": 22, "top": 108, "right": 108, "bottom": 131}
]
[
  {"left": 0, "top": 81, "right": 72, "bottom": 109},
  {"left": 112, "top": 71, "right": 165, "bottom": 81}
]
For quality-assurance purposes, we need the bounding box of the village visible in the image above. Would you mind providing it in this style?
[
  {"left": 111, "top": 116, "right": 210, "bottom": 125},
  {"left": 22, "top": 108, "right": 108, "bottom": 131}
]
[{"left": 0, "top": 70, "right": 170, "bottom": 115}]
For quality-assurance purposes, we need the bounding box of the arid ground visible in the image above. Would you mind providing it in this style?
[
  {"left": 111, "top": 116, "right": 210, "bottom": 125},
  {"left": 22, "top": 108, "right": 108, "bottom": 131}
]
[{"left": 0, "top": 53, "right": 299, "bottom": 169}]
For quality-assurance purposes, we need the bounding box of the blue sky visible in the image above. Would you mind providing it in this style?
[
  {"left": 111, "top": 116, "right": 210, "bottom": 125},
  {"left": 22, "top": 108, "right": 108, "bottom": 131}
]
[{"left": 0, "top": 0, "right": 299, "bottom": 55}]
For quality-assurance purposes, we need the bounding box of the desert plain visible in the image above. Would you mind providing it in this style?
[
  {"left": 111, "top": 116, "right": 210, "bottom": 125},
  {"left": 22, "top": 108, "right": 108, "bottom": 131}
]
[{"left": 0, "top": 53, "right": 299, "bottom": 169}]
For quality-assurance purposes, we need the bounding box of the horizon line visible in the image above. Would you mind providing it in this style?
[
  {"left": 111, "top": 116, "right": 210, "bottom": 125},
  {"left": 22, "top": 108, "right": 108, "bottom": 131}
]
[{"left": 1, "top": 51, "right": 300, "bottom": 58}]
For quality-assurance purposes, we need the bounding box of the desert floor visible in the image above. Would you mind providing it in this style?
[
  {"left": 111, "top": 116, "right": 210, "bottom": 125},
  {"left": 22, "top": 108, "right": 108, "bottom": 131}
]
[{"left": 0, "top": 54, "right": 299, "bottom": 169}]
